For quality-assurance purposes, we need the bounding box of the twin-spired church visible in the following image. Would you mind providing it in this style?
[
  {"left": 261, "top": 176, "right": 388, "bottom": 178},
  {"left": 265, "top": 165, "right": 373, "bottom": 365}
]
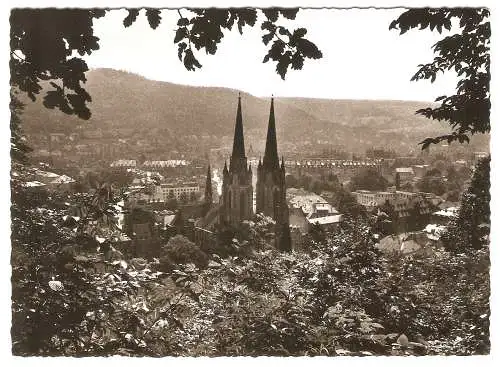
[{"left": 218, "top": 94, "right": 291, "bottom": 251}]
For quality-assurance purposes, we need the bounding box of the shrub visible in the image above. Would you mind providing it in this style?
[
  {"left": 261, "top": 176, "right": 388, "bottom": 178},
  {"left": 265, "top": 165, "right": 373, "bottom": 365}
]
[{"left": 162, "top": 235, "right": 209, "bottom": 269}]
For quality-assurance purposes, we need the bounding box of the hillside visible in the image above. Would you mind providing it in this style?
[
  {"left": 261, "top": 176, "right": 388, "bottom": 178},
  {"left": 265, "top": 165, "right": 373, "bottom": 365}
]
[
  {"left": 279, "top": 97, "right": 447, "bottom": 133},
  {"left": 20, "top": 68, "right": 459, "bottom": 153}
]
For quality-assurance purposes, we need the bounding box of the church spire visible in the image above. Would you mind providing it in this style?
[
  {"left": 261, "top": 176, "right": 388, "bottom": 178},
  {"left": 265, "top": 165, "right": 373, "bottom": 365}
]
[
  {"left": 263, "top": 97, "right": 279, "bottom": 170},
  {"left": 231, "top": 92, "right": 245, "bottom": 162},
  {"left": 204, "top": 164, "right": 213, "bottom": 205}
]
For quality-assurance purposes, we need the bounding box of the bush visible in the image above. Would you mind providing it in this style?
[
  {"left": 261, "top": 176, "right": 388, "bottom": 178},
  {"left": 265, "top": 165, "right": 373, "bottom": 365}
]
[
  {"left": 350, "top": 168, "right": 388, "bottom": 191},
  {"left": 156, "top": 255, "right": 175, "bottom": 272},
  {"left": 442, "top": 156, "right": 490, "bottom": 252},
  {"left": 162, "top": 235, "right": 209, "bottom": 269}
]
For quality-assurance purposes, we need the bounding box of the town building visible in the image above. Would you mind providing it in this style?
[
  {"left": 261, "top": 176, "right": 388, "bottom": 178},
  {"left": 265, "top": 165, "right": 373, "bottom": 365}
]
[
  {"left": 432, "top": 206, "right": 459, "bottom": 225},
  {"left": 285, "top": 159, "right": 383, "bottom": 182},
  {"left": 153, "top": 181, "right": 200, "bottom": 202},
  {"left": 47, "top": 174, "right": 75, "bottom": 191},
  {"left": 288, "top": 190, "right": 342, "bottom": 233},
  {"left": 395, "top": 167, "right": 415, "bottom": 184},
  {"left": 354, "top": 189, "right": 428, "bottom": 210},
  {"left": 27, "top": 168, "right": 76, "bottom": 192},
  {"left": 142, "top": 160, "right": 190, "bottom": 169},
  {"left": 474, "top": 151, "right": 488, "bottom": 161},
  {"left": 424, "top": 223, "right": 447, "bottom": 241},
  {"left": 354, "top": 189, "right": 433, "bottom": 232},
  {"left": 306, "top": 202, "right": 342, "bottom": 230},
  {"left": 111, "top": 159, "right": 137, "bottom": 168},
  {"left": 412, "top": 164, "right": 430, "bottom": 178}
]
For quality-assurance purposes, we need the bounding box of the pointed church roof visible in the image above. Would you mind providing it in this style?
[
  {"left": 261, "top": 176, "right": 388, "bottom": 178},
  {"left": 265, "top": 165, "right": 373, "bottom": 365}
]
[
  {"left": 263, "top": 97, "right": 280, "bottom": 170},
  {"left": 231, "top": 93, "right": 245, "bottom": 161},
  {"left": 205, "top": 164, "right": 212, "bottom": 203}
]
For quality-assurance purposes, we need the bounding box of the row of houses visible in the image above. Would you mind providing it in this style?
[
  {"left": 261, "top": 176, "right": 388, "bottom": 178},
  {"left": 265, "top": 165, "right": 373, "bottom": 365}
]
[
  {"left": 110, "top": 159, "right": 191, "bottom": 169},
  {"left": 375, "top": 205, "right": 460, "bottom": 256},
  {"left": 354, "top": 189, "right": 429, "bottom": 209},
  {"left": 354, "top": 188, "right": 460, "bottom": 232},
  {"left": 126, "top": 181, "right": 201, "bottom": 205}
]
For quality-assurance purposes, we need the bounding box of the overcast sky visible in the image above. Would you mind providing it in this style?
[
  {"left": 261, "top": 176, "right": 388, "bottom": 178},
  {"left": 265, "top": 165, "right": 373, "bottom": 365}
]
[{"left": 84, "top": 8, "right": 459, "bottom": 102}]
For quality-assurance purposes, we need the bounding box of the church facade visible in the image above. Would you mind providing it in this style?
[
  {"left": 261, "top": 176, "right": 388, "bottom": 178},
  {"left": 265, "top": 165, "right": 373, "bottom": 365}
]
[
  {"left": 219, "top": 94, "right": 254, "bottom": 226},
  {"left": 256, "top": 98, "right": 291, "bottom": 251},
  {"left": 219, "top": 95, "right": 291, "bottom": 251}
]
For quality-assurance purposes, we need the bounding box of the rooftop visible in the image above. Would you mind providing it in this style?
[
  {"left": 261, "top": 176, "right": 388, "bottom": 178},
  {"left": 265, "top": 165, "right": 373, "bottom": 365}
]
[
  {"left": 307, "top": 214, "right": 342, "bottom": 225},
  {"left": 396, "top": 167, "right": 415, "bottom": 173},
  {"left": 433, "top": 207, "right": 459, "bottom": 217},
  {"left": 111, "top": 159, "right": 137, "bottom": 167}
]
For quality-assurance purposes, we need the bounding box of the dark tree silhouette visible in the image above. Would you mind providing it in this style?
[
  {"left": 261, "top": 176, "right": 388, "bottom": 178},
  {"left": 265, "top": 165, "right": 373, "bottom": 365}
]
[
  {"left": 395, "top": 172, "right": 401, "bottom": 190},
  {"left": 390, "top": 8, "right": 490, "bottom": 149},
  {"left": 441, "top": 156, "right": 490, "bottom": 252},
  {"left": 417, "top": 175, "right": 446, "bottom": 196},
  {"left": 10, "top": 94, "right": 32, "bottom": 163},
  {"left": 350, "top": 168, "right": 388, "bottom": 191},
  {"left": 10, "top": 8, "right": 321, "bottom": 119}
]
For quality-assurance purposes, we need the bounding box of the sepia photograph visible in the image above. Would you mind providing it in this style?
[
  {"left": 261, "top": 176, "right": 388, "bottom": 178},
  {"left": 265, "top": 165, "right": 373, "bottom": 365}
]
[{"left": 6, "top": 0, "right": 492, "bottom": 359}]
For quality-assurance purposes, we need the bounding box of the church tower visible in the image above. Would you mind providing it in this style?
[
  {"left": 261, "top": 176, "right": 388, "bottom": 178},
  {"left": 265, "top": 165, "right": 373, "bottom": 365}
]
[
  {"left": 256, "top": 98, "right": 291, "bottom": 251},
  {"left": 203, "top": 164, "right": 213, "bottom": 215},
  {"left": 219, "top": 94, "right": 254, "bottom": 226}
]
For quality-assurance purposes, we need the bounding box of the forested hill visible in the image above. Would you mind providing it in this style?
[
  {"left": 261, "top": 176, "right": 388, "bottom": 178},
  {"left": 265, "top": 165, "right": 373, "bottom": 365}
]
[{"left": 21, "top": 68, "right": 458, "bottom": 151}]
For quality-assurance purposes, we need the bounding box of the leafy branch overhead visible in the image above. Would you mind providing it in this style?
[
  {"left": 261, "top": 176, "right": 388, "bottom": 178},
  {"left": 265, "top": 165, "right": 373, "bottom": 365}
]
[
  {"left": 123, "top": 8, "right": 322, "bottom": 79},
  {"left": 390, "top": 8, "right": 490, "bottom": 149},
  {"left": 10, "top": 9, "right": 106, "bottom": 120},
  {"left": 261, "top": 23, "right": 322, "bottom": 79},
  {"left": 10, "top": 8, "right": 323, "bottom": 119}
]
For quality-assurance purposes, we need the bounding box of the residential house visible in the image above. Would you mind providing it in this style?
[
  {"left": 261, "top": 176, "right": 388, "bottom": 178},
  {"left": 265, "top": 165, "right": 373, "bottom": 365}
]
[
  {"left": 432, "top": 206, "right": 459, "bottom": 225},
  {"left": 288, "top": 191, "right": 342, "bottom": 233},
  {"left": 395, "top": 167, "right": 415, "bottom": 184}
]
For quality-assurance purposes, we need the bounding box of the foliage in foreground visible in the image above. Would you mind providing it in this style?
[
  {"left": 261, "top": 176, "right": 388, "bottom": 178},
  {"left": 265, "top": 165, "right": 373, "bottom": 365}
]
[
  {"left": 11, "top": 163, "right": 490, "bottom": 355},
  {"left": 441, "top": 156, "right": 490, "bottom": 252},
  {"left": 390, "top": 8, "right": 490, "bottom": 148}
]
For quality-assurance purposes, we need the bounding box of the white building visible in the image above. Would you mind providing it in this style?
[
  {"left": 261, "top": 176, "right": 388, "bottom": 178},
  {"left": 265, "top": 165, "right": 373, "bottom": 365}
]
[
  {"left": 142, "top": 160, "right": 190, "bottom": 168},
  {"left": 111, "top": 159, "right": 137, "bottom": 168},
  {"left": 395, "top": 167, "right": 415, "bottom": 182},
  {"left": 152, "top": 182, "right": 200, "bottom": 202},
  {"left": 288, "top": 190, "right": 342, "bottom": 232},
  {"left": 354, "top": 190, "right": 420, "bottom": 209}
]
